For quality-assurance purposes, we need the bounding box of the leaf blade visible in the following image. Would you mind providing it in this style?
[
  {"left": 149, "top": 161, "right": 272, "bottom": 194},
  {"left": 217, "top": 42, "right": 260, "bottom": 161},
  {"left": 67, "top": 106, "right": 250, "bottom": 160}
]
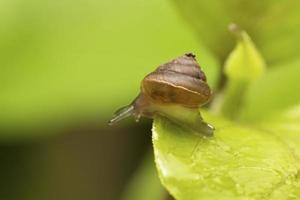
[{"left": 153, "top": 112, "right": 300, "bottom": 200}]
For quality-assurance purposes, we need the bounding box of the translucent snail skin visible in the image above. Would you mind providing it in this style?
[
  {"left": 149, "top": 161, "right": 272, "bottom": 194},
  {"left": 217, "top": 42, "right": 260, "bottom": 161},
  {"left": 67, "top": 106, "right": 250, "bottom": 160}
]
[{"left": 109, "top": 53, "right": 214, "bottom": 136}]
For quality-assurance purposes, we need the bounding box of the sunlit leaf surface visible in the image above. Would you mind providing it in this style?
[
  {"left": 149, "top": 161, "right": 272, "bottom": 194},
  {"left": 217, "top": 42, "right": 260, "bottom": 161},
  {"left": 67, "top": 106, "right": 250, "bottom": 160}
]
[
  {"left": 152, "top": 24, "right": 300, "bottom": 199},
  {"left": 153, "top": 111, "right": 300, "bottom": 200}
]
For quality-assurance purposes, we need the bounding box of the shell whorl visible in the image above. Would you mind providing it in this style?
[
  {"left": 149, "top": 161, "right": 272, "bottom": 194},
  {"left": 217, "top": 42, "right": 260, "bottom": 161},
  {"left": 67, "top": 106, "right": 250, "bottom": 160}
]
[
  {"left": 155, "top": 53, "right": 207, "bottom": 81},
  {"left": 142, "top": 53, "right": 211, "bottom": 108}
]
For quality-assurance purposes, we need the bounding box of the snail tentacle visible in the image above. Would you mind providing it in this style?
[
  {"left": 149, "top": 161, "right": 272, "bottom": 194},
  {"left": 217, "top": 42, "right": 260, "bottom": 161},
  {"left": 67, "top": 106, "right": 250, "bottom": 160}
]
[
  {"left": 108, "top": 105, "right": 135, "bottom": 125},
  {"left": 109, "top": 53, "right": 214, "bottom": 136}
]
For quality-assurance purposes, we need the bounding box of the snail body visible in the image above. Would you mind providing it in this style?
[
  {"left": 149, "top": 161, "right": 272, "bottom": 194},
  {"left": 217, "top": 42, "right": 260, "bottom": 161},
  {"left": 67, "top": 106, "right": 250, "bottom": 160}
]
[{"left": 109, "top": 53, "right": 214, "bottom": 136}]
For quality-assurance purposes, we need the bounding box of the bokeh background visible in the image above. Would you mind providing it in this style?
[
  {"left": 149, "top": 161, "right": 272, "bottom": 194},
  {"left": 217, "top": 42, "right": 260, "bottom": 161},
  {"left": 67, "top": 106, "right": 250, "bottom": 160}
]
[
  {"left": 0, "top": 0, "right": 216, "bottom": 199},
  {"left": 1, "top": 0, "right": 299, "bottom": 199}
]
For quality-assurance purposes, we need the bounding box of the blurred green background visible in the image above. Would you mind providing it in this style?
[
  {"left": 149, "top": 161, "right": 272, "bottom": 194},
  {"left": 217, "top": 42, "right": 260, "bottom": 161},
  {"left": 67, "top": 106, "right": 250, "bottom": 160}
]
[
  {"left": 0, "top": 0, "right": 299, "bottom": 199},
  {"left": 0, "top": 0, "right": 217, "bottom": 199}
]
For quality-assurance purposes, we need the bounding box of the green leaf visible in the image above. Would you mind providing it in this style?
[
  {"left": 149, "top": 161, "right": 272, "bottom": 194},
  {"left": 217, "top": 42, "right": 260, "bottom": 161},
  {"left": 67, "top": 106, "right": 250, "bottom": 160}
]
[
  {"left": 153, "top": 111, "right": 300, "bottom": 200},
  {"left": 259, "top": 105, "right": 300, "bottom": 160},
  {"left": 240, "top": 59, "right": 300, "bottom": 122},
  {"left": 172, "top": 0, "right": 300, "bottom": 65},
  {"left": 224, "top": 25, "right": 265, "bottom": 81},
  {"left": 216, "top": 26, "right": 265, "bottom": 119},
  {"left": 151, "top": 25, "right": 300, "bottom": 199}
]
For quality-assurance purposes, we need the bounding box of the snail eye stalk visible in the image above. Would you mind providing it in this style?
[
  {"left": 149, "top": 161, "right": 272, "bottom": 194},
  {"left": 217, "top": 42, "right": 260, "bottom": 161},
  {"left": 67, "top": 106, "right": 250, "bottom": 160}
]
[{"left": 108, "top": 105, "right": 134, "bottom": 125}]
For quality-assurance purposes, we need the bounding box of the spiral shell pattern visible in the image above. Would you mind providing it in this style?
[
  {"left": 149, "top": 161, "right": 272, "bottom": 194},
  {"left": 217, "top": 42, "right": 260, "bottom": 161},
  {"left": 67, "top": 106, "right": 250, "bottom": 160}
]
[{"left": 142, "top": 53, "right": 211, "bottom": 108}]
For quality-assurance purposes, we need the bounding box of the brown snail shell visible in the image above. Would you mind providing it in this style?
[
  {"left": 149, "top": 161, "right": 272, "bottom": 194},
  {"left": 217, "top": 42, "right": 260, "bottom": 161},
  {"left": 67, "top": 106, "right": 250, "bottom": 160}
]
[
  {"left": 142, "top": 53, "right": 211, "bottom": 108},
  {"left": 109, "top": 53, "right": 214, "bottom": 136}
]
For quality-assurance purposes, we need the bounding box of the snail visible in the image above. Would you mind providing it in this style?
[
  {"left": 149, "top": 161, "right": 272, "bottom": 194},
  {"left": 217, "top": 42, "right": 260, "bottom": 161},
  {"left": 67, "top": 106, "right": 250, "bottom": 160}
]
[{"left": 109, "top": 53, "right": 214, "bottom": 136}]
